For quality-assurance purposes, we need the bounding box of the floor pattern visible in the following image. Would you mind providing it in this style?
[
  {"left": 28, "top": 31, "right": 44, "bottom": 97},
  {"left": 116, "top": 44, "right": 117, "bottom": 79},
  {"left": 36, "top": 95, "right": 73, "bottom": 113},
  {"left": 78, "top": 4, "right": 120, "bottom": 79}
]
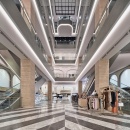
[{"left": 0, "top": 100, "right": 130, "bottom": 130}]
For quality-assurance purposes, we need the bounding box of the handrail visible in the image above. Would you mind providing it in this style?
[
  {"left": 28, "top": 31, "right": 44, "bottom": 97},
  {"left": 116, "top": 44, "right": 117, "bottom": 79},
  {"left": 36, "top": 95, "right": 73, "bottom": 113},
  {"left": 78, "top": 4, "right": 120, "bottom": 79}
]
[
  {"left": 80, "top": 0, "right": 114, "bottom": 62},
  {"left": 109, "top": 83, "right": 130, "bottom": 96},
  {"left": 19, "top": 0, "right": 50, "bottom": 63},
  {"left": 0, "top": 96, "right": 20, "bottom": 99},
  {"left": 110, "top": 78, "right": 130, "bottom": 88},
  {"left": 0, "top": 89, "right": 20, "bottom": 103},
  {"left": 9, "top": 97, "right": 20, "bottom": 107},
  {"left": 54, "top": 56, "right": 76, "bottom": 60},
  {"left": 3, "top": 83, "right": 20, "bottom": 94},
  {"left": 86, "top": 79, "right": 95, "bottom": 94}
]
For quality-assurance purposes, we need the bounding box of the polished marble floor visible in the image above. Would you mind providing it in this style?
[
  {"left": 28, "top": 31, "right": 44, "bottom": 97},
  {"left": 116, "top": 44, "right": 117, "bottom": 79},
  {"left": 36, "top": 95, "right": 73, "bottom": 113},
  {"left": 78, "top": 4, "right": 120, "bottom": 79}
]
[{"left": 0, "top": 100, "right": 130, "bottom": 130}]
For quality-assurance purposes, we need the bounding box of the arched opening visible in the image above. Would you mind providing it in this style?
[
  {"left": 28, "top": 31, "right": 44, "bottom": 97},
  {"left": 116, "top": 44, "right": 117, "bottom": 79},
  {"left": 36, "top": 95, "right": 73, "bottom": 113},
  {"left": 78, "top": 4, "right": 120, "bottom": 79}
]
[
  {"left": 110, "top": 75, "right": 118, "bottom": 86},
  {"left": 120, "top": 69, "right": 130, "bottom": 88},
  {"left": 66, "top": 69, "right": 76, "bottom": 78},
  {"left": 0, "top": 69, "right": 10, "bottom": 88},
  {"left": 54, "top": 69, "right": 64, "bottom": 78}
]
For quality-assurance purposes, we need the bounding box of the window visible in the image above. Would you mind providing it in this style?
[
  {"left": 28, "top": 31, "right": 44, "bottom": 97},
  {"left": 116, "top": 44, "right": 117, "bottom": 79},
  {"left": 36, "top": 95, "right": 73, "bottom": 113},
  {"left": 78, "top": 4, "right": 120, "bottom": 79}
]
[
  {"left": 120, "top": 69, "right": 130, "bottom": 88},
  {"left": 0, "top": 69, "right": 10, "bottom": 88},
  {"left": 55, "top": 0, "right": 76, "bottom": 15},
  {"left": 110, "top": 75, "right": 118, "bottom": 86},
  {"left": 13, "top": 75, "right": 20, "bottom": 86}
]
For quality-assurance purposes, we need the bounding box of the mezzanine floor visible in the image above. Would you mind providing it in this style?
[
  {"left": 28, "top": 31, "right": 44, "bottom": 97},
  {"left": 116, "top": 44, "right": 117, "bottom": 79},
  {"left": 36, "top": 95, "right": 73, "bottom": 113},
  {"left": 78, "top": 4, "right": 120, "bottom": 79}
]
[{"left": 0, "top": 100, "right": 130, "bottom": 130}]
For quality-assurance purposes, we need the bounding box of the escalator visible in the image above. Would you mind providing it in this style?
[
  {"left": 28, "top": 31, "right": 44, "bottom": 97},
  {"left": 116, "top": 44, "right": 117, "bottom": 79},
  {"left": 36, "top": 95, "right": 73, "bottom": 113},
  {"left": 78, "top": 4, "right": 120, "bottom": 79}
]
[
  {"left": 83, "top": 74, "right": 95, "bottom": 96},
  {"left": 83, "top": 76, "right": 130, "bottom": 114},
  {"left": 109, "top": 82, "right": 130, "bottom": 114},
  {"left": 0, "top": 83, "right": 20, "bottom": 112}
]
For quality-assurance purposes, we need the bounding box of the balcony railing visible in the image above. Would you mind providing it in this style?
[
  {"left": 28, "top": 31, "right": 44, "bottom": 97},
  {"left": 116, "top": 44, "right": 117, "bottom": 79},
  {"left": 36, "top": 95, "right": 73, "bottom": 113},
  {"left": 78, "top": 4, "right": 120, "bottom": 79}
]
[
  {"left": 94, "top": 0, "right": 115, "bottom": 38},
  {"left": 54, "top": 56, "right": 76, "bottom": 64},
  {"left": 55, "top": 74, "right": 76, "bottom": 78},
  {"left": 19, "top": 0, "right": 51, "bottom": 64},
  {"left": 77, "top": 0, "right": 116, "bottom": 64},
  {"left": 55, "top": 74, "right": 76, "bottom": 81}
]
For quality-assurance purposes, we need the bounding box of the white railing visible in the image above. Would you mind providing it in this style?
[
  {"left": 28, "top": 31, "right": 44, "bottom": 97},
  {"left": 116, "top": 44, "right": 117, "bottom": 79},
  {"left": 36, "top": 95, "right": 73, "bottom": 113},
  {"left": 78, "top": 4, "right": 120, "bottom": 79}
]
[
  {"left": 54, "top": 56, "right": 76, "bottom": 60},
  {"left": 55, "top": 74, "right": 76, "bottom": 78}
]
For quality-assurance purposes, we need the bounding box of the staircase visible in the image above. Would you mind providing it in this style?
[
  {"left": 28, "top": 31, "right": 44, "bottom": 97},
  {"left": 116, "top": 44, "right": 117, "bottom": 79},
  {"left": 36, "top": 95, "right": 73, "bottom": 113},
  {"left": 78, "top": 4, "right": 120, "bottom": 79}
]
[
  {"left": 0, "top": 83, "right": 20, "bottom": 112},
  {"left": 83, "top": 74, "right": 95, "bottom": 95},
  {"left": 109, "top": 83, "right": 130, "bottom": 114}
]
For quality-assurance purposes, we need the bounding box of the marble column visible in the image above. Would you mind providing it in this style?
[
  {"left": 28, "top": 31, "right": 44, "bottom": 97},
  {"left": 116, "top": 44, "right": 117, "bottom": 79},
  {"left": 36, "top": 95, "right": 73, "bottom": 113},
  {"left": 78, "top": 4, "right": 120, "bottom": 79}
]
[
  {"left": 48, "top": 81, "right": 52, "bottom": 101},
  {"left": 95, "top": 59, "right": 109, "bottom": 96},
  {"left": 20, "top": 59, "right": 35, "bottom": 108},
  {"left": 78, "top": 81, "right": 82, "bottom": 98}
]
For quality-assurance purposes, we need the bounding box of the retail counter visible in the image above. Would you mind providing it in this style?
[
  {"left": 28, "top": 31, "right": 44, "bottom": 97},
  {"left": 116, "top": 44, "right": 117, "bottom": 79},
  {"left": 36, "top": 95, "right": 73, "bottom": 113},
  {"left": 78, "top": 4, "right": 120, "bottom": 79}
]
[{"left": 78, "top": 98, "right": 87, "bottom": 107}]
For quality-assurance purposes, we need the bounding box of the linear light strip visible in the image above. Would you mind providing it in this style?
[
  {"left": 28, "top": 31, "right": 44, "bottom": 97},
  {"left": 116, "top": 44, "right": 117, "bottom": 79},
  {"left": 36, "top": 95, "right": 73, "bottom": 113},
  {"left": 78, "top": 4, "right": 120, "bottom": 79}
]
[
  {"left": 48, "top": 0, "right": 55, "bottom": 34},
  {"left": 75, "top": 0, "right": 82, "bottom": 33},
  {"left": 32, "top": 0, "right": 55, "bottom": 64},
  {"left": 75, "top": 0, "right": 99, "bottom": 65},
  {"left": 76, "top": 4, "right": 130, "bottom": 82},
  {"left": 0, "top": 4, "right": 55, "bottom": 82}
]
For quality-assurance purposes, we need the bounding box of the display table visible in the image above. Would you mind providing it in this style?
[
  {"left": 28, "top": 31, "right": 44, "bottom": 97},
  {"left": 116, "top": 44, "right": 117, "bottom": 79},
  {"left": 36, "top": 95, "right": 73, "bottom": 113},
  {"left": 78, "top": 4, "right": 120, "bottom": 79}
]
[{"left": 78, "top": 98, "right": 87, "bottom": 107}]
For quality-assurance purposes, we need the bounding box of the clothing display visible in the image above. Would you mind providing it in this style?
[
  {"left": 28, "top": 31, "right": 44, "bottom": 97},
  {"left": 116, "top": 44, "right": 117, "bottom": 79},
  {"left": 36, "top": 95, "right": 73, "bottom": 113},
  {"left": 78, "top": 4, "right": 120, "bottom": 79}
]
[
  {"left": 92, "top": 98, "right": 99, "bottom": 110},
  {"left": 71, "top": 94, "right": 79, "bottom": 102},
  {"left": 91, "top": 90, "right": 98, "bottom": 96},
  {"left": 88, "top": 96, "right": 99, "bottom": 110},
  {"left": 108, "top": 92, "right": 112, "bottom": 103},
  {"left": 82, "top": 92, "right": 87, "bottom": 99},
  {"left": 111, "top": 92, "right": 116, "bottom": 107},
  {"left": 104, "top": 92, "right": 109, "bottom": 109},
  {"left": 74, "top": 88, "right": 118, "bottom": 113}
]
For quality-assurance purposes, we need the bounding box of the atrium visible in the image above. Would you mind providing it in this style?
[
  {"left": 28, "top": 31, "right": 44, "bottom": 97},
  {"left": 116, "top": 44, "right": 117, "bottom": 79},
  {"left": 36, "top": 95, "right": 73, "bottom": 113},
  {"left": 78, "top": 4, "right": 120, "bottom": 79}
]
[{"left": 0, "top": 0, "right": 130, "bottom": 129}]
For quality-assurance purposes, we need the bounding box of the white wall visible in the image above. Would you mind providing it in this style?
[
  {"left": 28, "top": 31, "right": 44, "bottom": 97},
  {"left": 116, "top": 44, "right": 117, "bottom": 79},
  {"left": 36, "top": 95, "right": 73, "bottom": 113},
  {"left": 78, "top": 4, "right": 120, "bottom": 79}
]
[
  {"left": 41, "top": 82, "right": 48, "bottom": 94},
  {"left": 35, "top": 78, "right": 46, "bottom": 93}
]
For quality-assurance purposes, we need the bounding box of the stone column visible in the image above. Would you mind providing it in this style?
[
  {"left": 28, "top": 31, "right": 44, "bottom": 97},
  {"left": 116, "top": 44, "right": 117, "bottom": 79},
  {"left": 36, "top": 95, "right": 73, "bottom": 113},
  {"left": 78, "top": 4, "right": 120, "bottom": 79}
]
[
  {"left": 95, "top": 59, "right": 109, "bottom": 96},
  {"left": 48, "top": 81, "right": 52, "bottom": 101},
  {"left": 48, "top": 57, "right": 52, "bottom": 65},
  {"left": 21, "top": 59, "right": 35, "bottom": 108},
  {"left": 78, "top": 81, "right": 82, "bottom": 98},
  {"left": 78, "top": 57, "right": 82, "bottom": 65}
]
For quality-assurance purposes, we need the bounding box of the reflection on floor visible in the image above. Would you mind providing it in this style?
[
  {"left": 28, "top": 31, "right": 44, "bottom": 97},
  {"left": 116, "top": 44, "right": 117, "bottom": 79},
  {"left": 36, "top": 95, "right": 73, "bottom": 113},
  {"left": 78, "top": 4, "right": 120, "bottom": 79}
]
[{"left": 0, "top": 100, "right": 130, "bottom": 130}]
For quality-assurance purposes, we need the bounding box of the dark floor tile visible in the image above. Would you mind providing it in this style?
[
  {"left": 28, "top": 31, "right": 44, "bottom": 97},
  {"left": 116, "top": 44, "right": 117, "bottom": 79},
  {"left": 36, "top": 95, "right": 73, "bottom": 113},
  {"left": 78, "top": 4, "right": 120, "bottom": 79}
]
[{"left": 37, "top": 120, "right": 65, "bottom": 130}]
